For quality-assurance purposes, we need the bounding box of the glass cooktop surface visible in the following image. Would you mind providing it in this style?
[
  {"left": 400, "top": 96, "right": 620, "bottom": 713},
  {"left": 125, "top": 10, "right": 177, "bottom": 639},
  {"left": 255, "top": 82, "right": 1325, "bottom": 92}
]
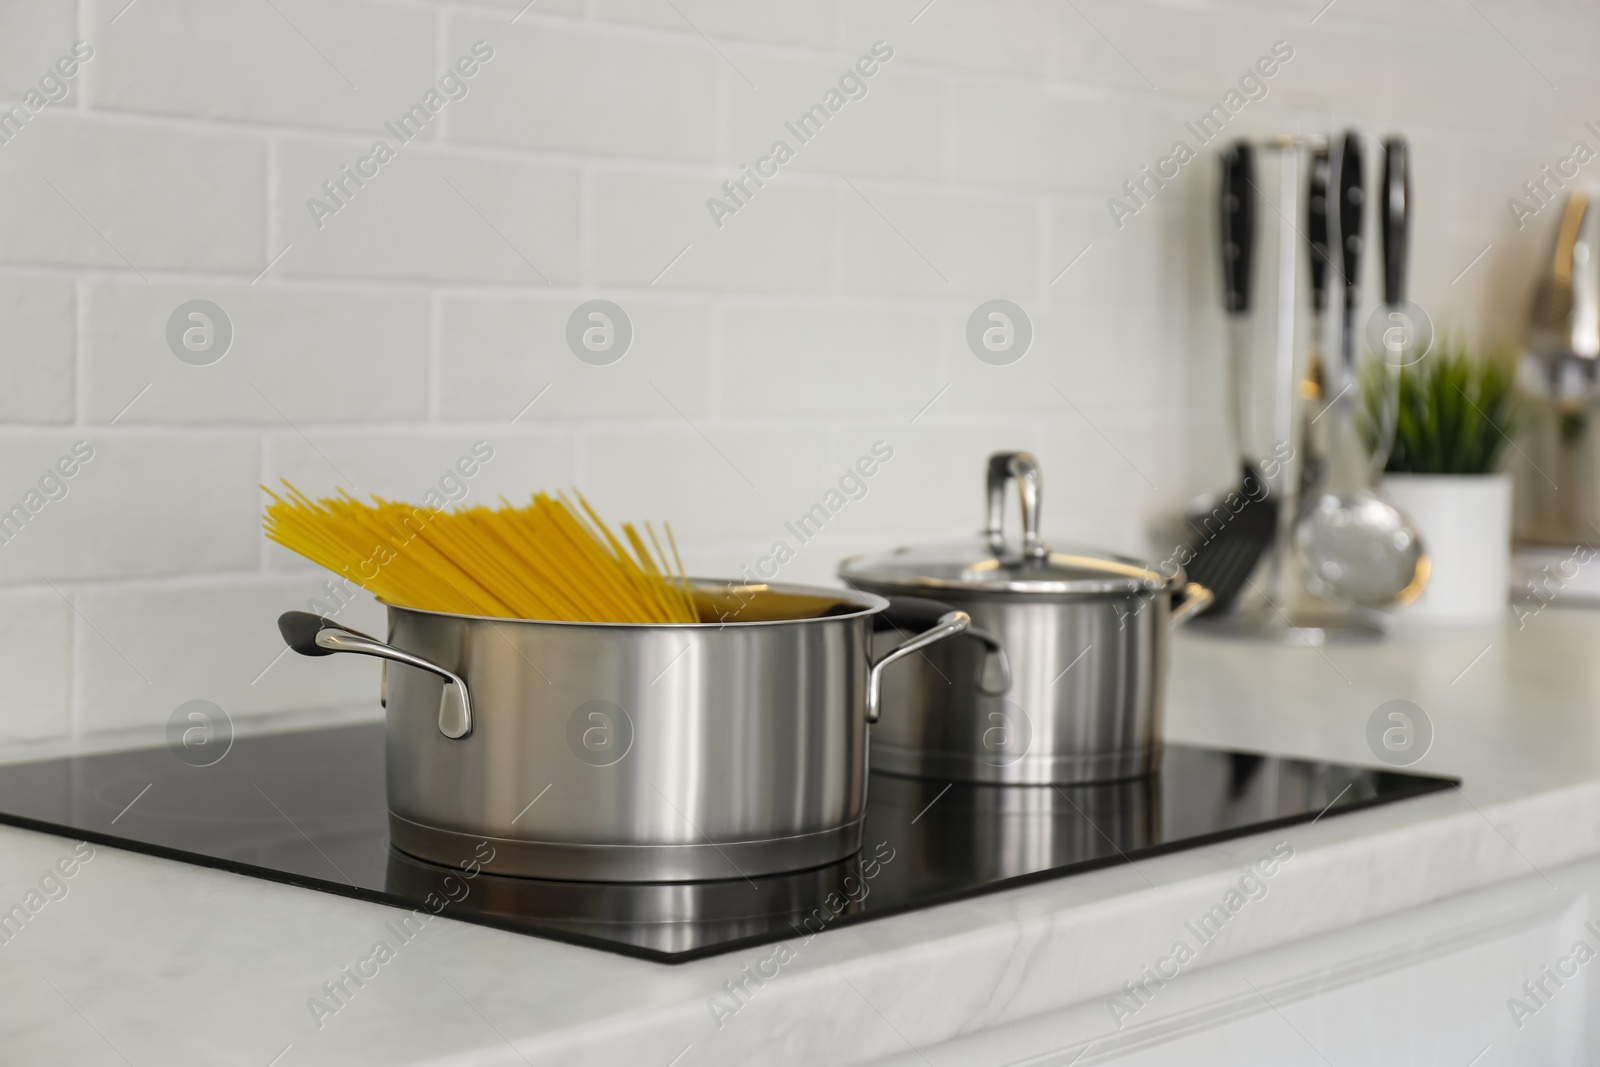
[{"left": 0, "top": 723, "right": 1456, "bottom": 963}]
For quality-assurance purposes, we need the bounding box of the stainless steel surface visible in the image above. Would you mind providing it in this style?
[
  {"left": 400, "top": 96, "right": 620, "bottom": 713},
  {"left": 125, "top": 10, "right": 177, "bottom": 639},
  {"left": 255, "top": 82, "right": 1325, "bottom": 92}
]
[
  {"left": 1517, "top": 192, "right": 1600, "bottom": 546},
  {"left": 1169, "top": 581, "right": 1216, "bottom": 626},
  {"left": 866, "top": 609, "right": 972, "bottom": 724},
  {"left": 1266, "top": 144, "right": 1302, "bottom": 606},
  {"left": 1528, "top": 192, "right": 1600, "bottom": 361},
  {"left": 839, "top": 543, "right": 1177, "bottom": 597},
  {"left": 1296, "top": 489, "right": 1428, "bottom": 606},
  {"left": 314, "top": 626, "right": 472, "bottom": 739},
  {"left": 841, "top": 452, "right": 1205, "bottom": 785},
  {"left": 279, "top": 581, "right": 972, "bottom": 882},
  {"left": 984, "top": 451, "right": 1048, "bottom": 559},
  {"left": 840, "top": 451, "right": 1180, "bottom": 598},
  {"left": 1517, "top": 401, "right": 1600, "bottom": 544},
  {"left": 854, "top": 583, "right": 1181, "bottom": 784}
]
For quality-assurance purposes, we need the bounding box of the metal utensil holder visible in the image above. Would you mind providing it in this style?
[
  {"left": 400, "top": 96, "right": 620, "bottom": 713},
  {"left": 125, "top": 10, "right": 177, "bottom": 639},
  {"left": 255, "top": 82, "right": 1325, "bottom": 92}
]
[{"left": 1214, "top": 133, "right": 1391, "bottom": 644}]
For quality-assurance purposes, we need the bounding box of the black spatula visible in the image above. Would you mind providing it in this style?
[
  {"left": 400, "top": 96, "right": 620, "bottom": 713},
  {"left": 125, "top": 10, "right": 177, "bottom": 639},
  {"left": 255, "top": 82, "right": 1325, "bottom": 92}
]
[{"left": 1182, "top": 140, "right": 1279, "bottom": 616}]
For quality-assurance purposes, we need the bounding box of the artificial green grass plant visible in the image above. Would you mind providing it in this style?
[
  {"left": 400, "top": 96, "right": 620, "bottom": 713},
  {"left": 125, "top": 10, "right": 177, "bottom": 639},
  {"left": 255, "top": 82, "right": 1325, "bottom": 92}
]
[{"left": 1361, "top": 336, "right": 1522, "bottom": 475}]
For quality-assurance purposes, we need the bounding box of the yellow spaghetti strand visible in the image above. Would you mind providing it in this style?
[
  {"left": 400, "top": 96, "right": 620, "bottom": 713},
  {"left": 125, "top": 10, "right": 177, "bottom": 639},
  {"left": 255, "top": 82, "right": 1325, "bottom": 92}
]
[{"left": 261, "top": 482, "right": 700, "bottom": 624}]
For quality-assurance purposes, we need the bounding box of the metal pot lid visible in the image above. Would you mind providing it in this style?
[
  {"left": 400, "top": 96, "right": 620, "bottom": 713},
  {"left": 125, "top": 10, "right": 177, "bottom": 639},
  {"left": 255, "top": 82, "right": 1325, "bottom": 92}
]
[
  {"left": 838, "top": 451, "right": 1180, "bottom": 597},
  {"left": 839, "top": 540, "right": 1176, "bottom": 596}
]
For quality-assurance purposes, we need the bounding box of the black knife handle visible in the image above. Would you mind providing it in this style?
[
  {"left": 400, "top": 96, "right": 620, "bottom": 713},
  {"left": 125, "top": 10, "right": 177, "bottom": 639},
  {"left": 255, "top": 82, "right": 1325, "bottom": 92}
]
[
  {"left": 1306, "top": 148, "right": 1331, "bottom": 315},
  {"left": 1220, "top": 140, "right": 1256, "bottom": 316},
  {"left": 1381, "top": 136, "right": 1410, "bottom": 307},
  {"left": 1335, "top": 130, "right": 1364, "bottom": 293}
]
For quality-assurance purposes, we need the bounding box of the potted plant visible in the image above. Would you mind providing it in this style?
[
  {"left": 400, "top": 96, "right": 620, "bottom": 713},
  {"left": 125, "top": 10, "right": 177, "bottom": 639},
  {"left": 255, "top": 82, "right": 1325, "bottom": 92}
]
[{"left": 1361, "top": 336, "right": 1522, "bottom": 623}]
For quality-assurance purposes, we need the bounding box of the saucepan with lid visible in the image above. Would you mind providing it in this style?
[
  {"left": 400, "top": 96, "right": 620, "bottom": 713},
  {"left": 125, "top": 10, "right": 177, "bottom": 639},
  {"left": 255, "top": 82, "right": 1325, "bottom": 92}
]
[{"left": 840, "top": 452, "right": 1212, "bottom": 786}]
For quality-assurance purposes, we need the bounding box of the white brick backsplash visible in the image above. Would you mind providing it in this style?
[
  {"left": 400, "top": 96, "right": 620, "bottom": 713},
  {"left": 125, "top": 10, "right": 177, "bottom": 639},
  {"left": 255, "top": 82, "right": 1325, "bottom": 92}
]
[
  {"left": 436, "top": 294, "right": 713, "bottom": 421},
  {"left": 88, "top": 0, "right": 436, "bottom": 135},
  {"left": 0, "top": 274, "right": 74, "bottom": 422},
  {"left": 842, "top": 0, "right": 1057, "bottom": 77},
  {"left": 948, "top": 83, "right": 1150, "bottom": 193},
  {"left": 81, "top": 279, "right": 429, "bottom": 424},
  {"left": 727, "top": 57, "right": 942, "bottom": 182},
  {"left": 0, "top": 588, "right": 72, "bottom": 742},
  {"left": 578, "top": 426, "right": 842, "bottom": 544},
  {"left": 0, "top": 0, "right": 1585, "bottom": 742},
  {"left": 717, "top": 303, "right": 940, "bottom": 416},
  {"left": 1425, "top": 228, "right": 1527, "bottom": 346},
  {"left": 1051, "top": 4, "right": 1162, "bottom": 90},
  {"left": 0, "top": 432, "right": 259, "bottom": 584},
  {"left": 836, "top": 184, "right": 1036, "bottom": 298},
  {"left": 590, "top": 169, "right": 833, "bottom": 291},
  {"left": 443, "top": 14, "right": 716, "bottom": 161},
  {"left": 0, "top": 114, "right": 265, "bottom": 272},
  {"left": 74, "top": 576, "right": 386, "bottom": 734},
  {"left": 594, "top": 0, "right": 836, "bottom": 49},
  {"left": 0, "top": 1, "right": 79, "bottom": 102},
  {"left": 1068, "top": 4, "right": 1273, "bottom": 99},
  {"left": 274, "top": 138, "right": 580, "bottom": 283},
  {"left": 935, "top": 301, "right": 1164, "bottom": 420},
  {"left": 410, "top": 0, "right": 584, "bottom": 13},
  {"left": 1048, "top": 196, "right": 1189, "bottom": 308}
]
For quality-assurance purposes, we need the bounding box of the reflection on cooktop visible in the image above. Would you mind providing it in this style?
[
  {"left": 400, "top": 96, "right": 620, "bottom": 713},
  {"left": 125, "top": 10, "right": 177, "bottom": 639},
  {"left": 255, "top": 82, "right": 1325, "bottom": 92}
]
[{"left": 0, "top": 723, "right": 1456, "bottom": 963}]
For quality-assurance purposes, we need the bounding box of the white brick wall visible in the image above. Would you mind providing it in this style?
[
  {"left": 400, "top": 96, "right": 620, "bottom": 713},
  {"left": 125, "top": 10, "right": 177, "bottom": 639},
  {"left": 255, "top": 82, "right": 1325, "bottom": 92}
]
[
  {"left": 0, "top": 0, "right": 1586, "bottom": 740},
  {"left": 0, "top": 274, "right": 75, "bottom": 422}
]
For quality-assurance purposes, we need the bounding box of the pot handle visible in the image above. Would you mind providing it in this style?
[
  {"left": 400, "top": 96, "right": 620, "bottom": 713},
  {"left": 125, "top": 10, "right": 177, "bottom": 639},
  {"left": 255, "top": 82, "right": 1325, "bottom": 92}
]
[
  {"left": 874, "top": 595, "right": 1011, "bottom": 698},
  {"left": 869, "top": 597, "right": 1012, "bottom": 723},
  {"left": 278, "top": 611, "right": 472, "bottom": 740},
  {"left": 984, "top": 451, "right": 1050, "bottom": 560},
  {"left": 1168, "top": 582, "right": 1215, "bottom": 629}
]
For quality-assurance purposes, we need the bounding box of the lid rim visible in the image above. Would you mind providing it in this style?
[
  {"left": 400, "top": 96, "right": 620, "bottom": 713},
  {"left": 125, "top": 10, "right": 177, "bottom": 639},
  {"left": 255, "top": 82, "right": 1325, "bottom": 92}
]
[
  {"left": 843, "top": 574, "right": 1178, "bottom": 597},
  {"left": 838, "top": 542, "right": 1185, "bottom": 597}
]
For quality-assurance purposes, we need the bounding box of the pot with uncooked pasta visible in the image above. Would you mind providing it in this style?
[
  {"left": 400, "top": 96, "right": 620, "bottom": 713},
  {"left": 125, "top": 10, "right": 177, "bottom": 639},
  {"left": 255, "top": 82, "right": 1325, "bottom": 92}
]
[
  {"left": 266, "top": 486, "right": 997, "bottom": 882},
  {"left": 278, "top": 586, "right": 991, "bottom": 882}
]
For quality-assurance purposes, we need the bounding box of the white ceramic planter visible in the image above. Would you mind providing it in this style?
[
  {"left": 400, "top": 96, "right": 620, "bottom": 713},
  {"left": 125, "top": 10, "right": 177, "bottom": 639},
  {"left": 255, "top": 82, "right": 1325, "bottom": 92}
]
[{"left": 1382, "top": 473, "right": 1512, "bottom": 623}]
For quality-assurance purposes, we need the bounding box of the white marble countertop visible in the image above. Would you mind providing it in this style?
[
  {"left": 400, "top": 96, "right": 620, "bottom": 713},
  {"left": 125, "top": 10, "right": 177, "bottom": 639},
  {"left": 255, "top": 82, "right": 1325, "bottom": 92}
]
[{"left": 3, "top": 607, "right": 1599, "bottom": 1066}]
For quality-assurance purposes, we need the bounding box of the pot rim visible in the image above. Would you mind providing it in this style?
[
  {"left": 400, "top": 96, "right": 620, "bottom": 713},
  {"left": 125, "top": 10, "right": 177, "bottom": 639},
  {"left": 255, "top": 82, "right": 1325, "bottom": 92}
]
[{"left": 379, "top": 578, "right": 891, "bottom": 630}]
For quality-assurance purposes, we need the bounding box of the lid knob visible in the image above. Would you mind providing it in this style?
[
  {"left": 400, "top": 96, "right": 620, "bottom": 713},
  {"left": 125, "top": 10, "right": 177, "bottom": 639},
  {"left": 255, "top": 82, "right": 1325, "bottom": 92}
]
[{"left": 983, "top": 452, "right": 1050, "bottom": 560}]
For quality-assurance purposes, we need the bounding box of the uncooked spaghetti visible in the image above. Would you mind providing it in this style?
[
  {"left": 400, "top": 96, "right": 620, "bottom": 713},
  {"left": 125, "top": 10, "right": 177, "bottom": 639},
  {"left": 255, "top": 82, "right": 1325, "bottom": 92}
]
[{"left": 262, "top": 483, "right": 698, "bottom": 624}]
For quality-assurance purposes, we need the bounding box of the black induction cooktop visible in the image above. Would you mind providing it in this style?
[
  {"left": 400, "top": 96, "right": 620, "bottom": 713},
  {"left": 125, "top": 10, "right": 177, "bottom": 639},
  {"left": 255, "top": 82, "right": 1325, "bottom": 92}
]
[{"left": 0, "top": 723, "right": 1456, "bottom": 963}]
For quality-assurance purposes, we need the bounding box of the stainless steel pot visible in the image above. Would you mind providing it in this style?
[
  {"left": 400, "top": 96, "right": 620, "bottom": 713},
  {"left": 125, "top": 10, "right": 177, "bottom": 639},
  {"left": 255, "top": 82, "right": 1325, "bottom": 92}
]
[
  {"left": 839, "top": 452, "right": 1212, "bottom": 786},
  {"left": 278, "top": 582, "right": 979, "bottom": 882}
]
